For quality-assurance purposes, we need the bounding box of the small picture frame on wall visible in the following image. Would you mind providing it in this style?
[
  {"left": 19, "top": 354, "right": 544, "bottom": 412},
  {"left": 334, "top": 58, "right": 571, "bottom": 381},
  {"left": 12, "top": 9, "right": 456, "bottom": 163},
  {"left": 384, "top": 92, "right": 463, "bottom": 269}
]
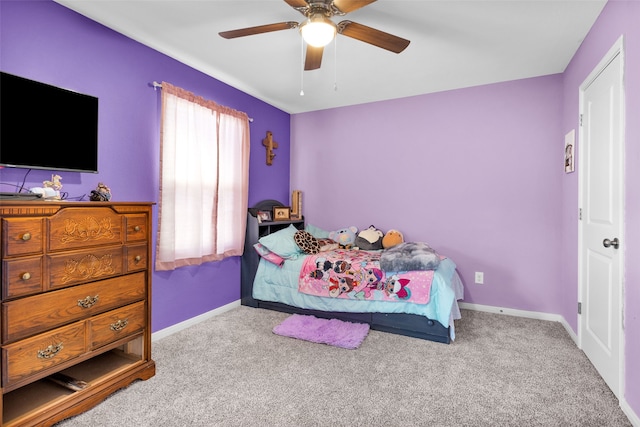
[
  {"left": 257, "top": 210, "right": 272, "bottom": 223},
  {"left": 273, "top": 206, "right": 291, "bottom": 221},
  {"left": 565, "top": 129, "right": 575, "bottom": 173}
]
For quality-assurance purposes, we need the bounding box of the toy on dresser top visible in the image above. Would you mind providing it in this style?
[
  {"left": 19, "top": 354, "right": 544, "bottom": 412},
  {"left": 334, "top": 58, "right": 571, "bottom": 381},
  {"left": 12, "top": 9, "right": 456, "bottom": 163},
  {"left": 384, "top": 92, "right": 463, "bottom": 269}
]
[
  {"left": 90, "top": 182, "right": 112, "bottom": 201},
  {"left": 29, "top": 174, "right": 63, "bottom": 199}
]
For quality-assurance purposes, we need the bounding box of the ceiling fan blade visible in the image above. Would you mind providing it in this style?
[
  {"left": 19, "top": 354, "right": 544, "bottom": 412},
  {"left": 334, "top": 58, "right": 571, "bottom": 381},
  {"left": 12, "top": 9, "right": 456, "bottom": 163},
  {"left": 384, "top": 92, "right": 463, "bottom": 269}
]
[
  {"left": 337, "top": 20, "right": 410, "bottom": 53},
  {"left": 304, "top": 45, "right": 324, "bottom": 70},
  {"left": 333, "top": 0, "right": 377, "bottom": 14},
  {"left": 219, "top": 22, "right": 298, "bottom": 39},
  {"left": 284, "top": 0, "right": 309, "bottom": 8}
]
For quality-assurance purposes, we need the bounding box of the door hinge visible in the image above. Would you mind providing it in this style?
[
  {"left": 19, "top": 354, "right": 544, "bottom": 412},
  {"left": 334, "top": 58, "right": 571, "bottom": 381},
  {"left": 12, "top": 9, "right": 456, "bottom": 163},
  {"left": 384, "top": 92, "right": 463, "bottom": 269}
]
[
  {"left": 580, "top": 114, "right": 583, "bottom": 127},
  {"left": 579, "top": 208, "right": 582, "bottom": 220},
  {"left": 578, "top": 302, "right": 582, "bottom": 315}
]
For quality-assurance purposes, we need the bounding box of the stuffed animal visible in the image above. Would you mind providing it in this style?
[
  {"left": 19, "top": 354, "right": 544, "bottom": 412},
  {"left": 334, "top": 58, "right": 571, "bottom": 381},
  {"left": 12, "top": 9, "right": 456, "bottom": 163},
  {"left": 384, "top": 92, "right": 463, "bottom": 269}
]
[
  {"left": 329, "top": 226, "right": 358, "bottom": 249},
  {"left": 382, "top": 229, "right": 404, "bottom": 249},
  {"left": 354, "top": 225, "right": 384, "bottom": 250}
]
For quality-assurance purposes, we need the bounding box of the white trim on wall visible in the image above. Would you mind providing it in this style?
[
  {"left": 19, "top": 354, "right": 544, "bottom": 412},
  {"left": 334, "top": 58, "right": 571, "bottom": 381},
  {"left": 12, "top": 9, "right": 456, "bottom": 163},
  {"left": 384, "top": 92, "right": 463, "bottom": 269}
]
[
  {"left": 151, "top": 300, "right": 241, "bottom": 342},
  {"left": 458, "top": 301, "right": 577, "bottom": 343},
  {"left": 152, "top": 299, "right": 638, "bottom": 425},
  {"left": 459, "top": 301, "right": 639, "bottom": 426}
]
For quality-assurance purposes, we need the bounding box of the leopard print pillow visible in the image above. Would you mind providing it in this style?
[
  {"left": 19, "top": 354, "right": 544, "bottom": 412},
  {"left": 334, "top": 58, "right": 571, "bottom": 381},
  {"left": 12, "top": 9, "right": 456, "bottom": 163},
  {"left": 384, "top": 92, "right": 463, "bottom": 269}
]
[{"left": 294, "top": 230, "right": 320, "bottom": 254}]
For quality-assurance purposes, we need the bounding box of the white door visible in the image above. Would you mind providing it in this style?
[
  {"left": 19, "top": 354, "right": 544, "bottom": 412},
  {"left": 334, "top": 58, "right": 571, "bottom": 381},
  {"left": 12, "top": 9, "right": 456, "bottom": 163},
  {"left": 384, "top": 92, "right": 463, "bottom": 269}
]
[{"left": 579, "top": 38, "right": 624, "bottom": 399}]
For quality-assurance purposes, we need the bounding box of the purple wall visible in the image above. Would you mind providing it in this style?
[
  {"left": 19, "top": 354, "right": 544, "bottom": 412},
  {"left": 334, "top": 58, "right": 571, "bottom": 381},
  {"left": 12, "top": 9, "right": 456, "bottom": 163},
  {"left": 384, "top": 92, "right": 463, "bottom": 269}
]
[
  {"left": 291, "top": 0, "right": 639, "bottom": 418},
  {"left": 2, "top": 0, "right": 639, "bottom": 420},
  {"left": 561, "top": 0, "right": 640, "bottom": 416},
  {"left": 292, "top": 75, "right": 565, "bottom": 314},
  {"left": 0, "top": 1, "right": 291, "bottom": 331}
]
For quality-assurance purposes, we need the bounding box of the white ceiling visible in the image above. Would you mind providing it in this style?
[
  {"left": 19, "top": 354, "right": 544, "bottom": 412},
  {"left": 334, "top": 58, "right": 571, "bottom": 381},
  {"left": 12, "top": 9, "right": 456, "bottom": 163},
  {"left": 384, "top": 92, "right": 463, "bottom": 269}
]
[{"left": 54, "top": 0, "right": 607, "bottom": 114}]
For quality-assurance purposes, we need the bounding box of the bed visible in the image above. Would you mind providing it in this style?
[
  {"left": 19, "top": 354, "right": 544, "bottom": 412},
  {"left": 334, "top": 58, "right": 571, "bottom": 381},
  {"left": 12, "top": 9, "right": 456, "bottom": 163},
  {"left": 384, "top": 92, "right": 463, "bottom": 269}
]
[{"left": 241, "top": 200, "right": 464, "bottom": 344}]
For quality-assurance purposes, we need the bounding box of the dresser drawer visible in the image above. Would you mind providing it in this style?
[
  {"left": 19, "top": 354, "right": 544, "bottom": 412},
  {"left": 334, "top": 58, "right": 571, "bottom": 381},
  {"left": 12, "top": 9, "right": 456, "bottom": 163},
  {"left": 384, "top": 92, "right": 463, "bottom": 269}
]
[
  {"left": 89, "top": 301, "right": 146, "bottom": 350},
  {"left": 125, "top": 214, "right": 149, "bottom": 242},
  {"left": 126, "top": 243, "right": 148, "bottom": 272},
  {"left": 2, "top": 321, "right": 86, "bottom": 387},
  {"left": 1, "top": 217, "right": 45, "bottom": 257},
  {"left": 2, "top": 271, "right": 147, "bottom": 343},
  {"left": 2, "top": 256, "right": 43, "bottom": 299},
  {"left": 47, "top": 245, "right": 125, "bottom": 290},
  {"left": 48, "top": 207, "right": 123, "bottom": 251}
]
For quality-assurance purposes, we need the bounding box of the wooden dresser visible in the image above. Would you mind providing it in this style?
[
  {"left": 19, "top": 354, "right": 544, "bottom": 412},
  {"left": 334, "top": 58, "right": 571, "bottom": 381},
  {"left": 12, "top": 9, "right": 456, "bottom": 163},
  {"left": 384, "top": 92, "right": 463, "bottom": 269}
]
[{"left": 0, "top": 201, "right": 155, "bottom": 426}]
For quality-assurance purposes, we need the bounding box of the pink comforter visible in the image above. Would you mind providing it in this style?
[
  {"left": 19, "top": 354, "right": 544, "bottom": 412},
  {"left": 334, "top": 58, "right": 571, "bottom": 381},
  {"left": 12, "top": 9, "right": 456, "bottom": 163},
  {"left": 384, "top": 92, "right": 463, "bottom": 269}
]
[{"left": 298, "top": 249, "right": 434, "bottom": 304}]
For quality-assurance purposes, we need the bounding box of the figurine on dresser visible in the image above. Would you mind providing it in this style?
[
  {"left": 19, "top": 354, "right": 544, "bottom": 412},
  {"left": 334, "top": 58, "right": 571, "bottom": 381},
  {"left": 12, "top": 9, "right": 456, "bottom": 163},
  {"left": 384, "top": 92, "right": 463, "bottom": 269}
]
[
  {"left": 42, "top": 174, "right": 63, "bottom": 200},
  {"left": 90, "top": 182, "right": 112, "bottom": 201}
]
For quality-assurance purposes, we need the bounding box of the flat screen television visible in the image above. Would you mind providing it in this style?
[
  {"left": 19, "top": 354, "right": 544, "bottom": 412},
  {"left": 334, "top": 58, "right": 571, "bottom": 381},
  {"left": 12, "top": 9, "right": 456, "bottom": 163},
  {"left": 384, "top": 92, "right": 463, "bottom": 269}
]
[{"left": 0, "top": 71, "right": 98, "bottom": 173}]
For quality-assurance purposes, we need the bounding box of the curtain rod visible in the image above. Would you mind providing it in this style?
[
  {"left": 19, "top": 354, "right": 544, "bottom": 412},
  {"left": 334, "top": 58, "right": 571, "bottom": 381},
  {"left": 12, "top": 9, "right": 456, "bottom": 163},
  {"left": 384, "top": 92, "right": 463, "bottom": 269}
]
[{"left": 151, "top": 81, "right": 253, "bottom": 122}]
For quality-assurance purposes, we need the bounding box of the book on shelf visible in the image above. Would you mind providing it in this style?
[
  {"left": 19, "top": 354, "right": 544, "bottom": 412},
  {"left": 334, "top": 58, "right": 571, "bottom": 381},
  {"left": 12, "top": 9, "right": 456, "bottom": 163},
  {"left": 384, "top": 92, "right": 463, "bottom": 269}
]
[{"left": 48, "top": 372, "right": 88, "bottom": 391}]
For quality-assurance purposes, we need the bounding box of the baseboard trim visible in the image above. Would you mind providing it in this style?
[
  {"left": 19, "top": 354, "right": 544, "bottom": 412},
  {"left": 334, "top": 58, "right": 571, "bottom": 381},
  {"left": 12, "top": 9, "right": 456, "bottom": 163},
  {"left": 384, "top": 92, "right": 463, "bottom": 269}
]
[
  {"left": 621, "top": 400, "right": 640, "bottom": 427},
  {"left": 458, "top": 302, "right": 578, "bottom": 343},
  {"left": 151, "top": 299, "right": 639, "bottom": 427},
  {"left": 458, "top": 301, "right": 638, "bottom": 426},
  {"left": 151, "top": 300, "right": 241, "bottom": 342}
]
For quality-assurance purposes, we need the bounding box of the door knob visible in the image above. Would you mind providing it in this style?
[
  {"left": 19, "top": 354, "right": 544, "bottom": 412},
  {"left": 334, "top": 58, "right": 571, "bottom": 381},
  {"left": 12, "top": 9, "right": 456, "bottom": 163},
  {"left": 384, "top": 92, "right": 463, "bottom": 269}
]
[{"left": 603, "top": 238, "right": 620, "bottom": 249}]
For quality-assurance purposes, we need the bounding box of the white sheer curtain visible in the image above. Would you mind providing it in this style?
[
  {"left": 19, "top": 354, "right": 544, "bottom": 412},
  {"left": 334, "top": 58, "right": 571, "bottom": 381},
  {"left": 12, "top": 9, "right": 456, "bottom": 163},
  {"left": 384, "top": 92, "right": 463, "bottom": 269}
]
[{"left": 155, "top": 82, "right": 250, "bottom": 271}]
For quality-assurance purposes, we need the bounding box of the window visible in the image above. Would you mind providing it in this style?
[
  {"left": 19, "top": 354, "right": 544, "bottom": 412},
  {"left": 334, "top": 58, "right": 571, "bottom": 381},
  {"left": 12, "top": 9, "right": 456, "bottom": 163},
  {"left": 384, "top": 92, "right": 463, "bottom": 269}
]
[{"left": 155, "top": 82, "right": 250, "bottom": 271}]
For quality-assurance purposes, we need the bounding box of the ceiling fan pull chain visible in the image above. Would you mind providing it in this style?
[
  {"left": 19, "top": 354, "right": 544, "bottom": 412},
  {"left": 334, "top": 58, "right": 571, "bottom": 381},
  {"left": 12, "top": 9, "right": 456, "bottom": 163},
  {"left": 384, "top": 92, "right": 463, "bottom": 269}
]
[
  {"left": 334, "top": 36, "right": 338, "bottom": 92},
  {"left": 300, "top": 37, "right": 305, "bottom": 96}
]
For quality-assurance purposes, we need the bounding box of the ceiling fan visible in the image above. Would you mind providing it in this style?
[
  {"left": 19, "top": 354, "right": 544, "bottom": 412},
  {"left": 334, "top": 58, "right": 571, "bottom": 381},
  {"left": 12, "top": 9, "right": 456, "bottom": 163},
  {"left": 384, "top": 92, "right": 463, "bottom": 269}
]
[{"left": 219, "top": 0, "right": 410, "bottom": 71}]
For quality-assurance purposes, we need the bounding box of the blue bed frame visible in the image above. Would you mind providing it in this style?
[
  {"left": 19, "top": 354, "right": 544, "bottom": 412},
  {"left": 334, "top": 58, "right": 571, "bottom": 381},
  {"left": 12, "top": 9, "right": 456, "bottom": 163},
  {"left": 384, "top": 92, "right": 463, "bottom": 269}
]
[{"left": 241, "top": 200, "right": 452, "bottom": 344}]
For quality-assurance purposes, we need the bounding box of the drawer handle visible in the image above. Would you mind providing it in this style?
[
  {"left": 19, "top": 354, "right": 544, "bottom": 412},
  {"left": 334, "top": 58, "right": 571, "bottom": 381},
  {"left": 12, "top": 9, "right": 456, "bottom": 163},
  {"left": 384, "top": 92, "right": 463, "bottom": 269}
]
[
  {"left": 134, "top": 226, "right": 141, "bottom": 232},
  {"left": 37, "top": 343, "right": 64, "bottom": 359},
  {"left": 22, "top": 232, "right": 31, "bottom": 241},
  {"left": 78, "top": 295, "right": 99, "bottom": 309},
  {"left": 110, "top": 318, "right": 129, "bottom": 332},
  {"left": 134, "top": 255, "right": 142, "bottom": 263},
  {"left": 22, "top": 272, "right": 31, "bottom": 281}
]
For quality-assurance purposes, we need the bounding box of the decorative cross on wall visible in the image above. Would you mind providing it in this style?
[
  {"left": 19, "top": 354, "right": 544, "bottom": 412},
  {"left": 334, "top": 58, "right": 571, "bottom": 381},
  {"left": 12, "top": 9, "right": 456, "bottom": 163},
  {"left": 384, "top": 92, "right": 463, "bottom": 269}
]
[{"left": 262, "top": 131, "right": 278, "bottom": 166}]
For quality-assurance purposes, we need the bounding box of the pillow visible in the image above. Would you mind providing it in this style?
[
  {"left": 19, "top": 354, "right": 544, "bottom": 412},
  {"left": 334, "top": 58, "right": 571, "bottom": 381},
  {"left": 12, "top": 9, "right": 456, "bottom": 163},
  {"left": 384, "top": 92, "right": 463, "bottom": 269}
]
[
  {"left": 253, "top": 243, "right": 285, "bottom": 266},
  {"left": 294, "top": 230, "right": 320, "bottom": 254},
  {"left": 258, "top": 224, "right": 302, "bottom": 259},
  {"left": 305, "top": 223, "right": 330, "bottom": 239},
  {"left": 317, "top": 238, "right": 339, "bottom": 252}
]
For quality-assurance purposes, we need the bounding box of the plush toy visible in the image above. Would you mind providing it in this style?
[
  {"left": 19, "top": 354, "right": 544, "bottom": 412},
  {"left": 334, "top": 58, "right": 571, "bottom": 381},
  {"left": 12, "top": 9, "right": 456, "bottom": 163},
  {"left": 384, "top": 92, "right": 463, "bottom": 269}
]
[
  {"left": 329, "top": 226, "right": 358, "bottom": 249},
  {"left": 382, "top": 229, "right": 404, "bottom": 249},
  {"left": 354, "top": 225, "right": 384, "bottom": 250}
]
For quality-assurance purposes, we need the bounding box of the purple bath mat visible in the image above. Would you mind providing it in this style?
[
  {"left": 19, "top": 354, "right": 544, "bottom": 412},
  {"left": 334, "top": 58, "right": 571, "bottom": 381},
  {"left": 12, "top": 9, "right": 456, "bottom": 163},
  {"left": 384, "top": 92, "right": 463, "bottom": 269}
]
[{"left": 273, "top": 314, "right": 370, "bottom": 349}]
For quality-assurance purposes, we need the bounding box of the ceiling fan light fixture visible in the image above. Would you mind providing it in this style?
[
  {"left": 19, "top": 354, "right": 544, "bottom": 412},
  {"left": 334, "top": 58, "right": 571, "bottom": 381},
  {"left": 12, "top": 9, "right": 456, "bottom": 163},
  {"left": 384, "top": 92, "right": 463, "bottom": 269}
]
[{"left": 300, "top": 14, "right": 336, "bottom": 47}]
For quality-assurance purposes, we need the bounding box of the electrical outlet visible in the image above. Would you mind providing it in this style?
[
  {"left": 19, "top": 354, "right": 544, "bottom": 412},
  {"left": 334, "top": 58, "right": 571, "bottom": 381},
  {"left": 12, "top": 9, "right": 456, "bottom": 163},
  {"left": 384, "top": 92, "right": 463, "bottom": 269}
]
[{"left": 475, "top": 272, "right": 484, "bottom": 284}]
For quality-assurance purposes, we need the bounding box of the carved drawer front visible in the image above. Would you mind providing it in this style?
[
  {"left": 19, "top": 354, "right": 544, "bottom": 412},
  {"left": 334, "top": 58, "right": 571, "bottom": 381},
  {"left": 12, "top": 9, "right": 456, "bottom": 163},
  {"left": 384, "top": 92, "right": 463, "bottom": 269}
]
[
  {"left": 48, "top": 207, "right": 123, "bottom": 252},
  {"left": 2, "top": 321, "right": 86, "bottom": 387},
  {"left": 2, "top": 217, "right": 45, "bottom": 257},
  {"left": 2, "top": 271, "right": 147, "bottom": 343},
  {"left": 47, "top": 246, "right": 124, "bottom": 290},
  {"left": 125, "top": 214, "right": 148, "bottom": 243},
  {"left": 89, "top": 301, "right": 146, "bottom": 350},
  {"left": 2, "top": 256, "right": 43, "bottom": 299},
  {"left": 126, "top": 244, "right": 148, "bottom": 272}
]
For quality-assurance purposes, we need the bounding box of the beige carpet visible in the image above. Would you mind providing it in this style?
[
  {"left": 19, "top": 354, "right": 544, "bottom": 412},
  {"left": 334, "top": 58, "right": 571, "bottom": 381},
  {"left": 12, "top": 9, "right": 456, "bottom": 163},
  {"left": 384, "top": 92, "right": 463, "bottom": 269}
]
[{"left": 56, "top": 307, "right": 631, "bottom": 426}]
